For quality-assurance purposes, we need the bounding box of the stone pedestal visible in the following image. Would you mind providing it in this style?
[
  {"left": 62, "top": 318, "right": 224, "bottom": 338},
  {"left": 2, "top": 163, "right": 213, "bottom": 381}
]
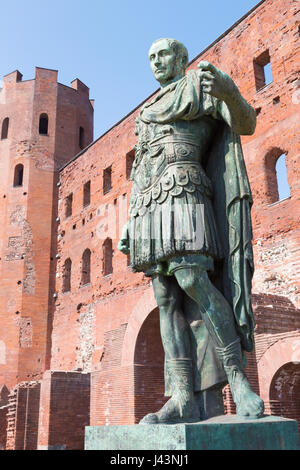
[{"left": 85, "top": 415, "right": 300, "bottom": 450}]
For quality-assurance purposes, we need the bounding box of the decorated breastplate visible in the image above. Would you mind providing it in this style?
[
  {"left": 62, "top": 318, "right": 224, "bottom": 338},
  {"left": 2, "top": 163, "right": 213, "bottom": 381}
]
[{"left": 129, "top": 119, "right": 214, "bottom": 218}]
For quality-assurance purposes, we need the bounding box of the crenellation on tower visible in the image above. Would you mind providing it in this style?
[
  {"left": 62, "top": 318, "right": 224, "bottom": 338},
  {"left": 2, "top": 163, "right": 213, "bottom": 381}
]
[
  {"left": 3, "top": 70, "right": 23, "bottom": 85},
  {"left": 71, "top": 78, "right": 90, "bottom": 95},
  {"left": 34, "top": 66, "right": 58, "bottom": 83}
]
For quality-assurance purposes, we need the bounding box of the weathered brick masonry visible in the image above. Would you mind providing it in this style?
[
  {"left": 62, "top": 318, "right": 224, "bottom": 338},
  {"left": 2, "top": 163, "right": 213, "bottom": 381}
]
[
  {"left": 0, "top": 68, "right": 94, "bottom": 448},
  {"left": 0, "top": 0, "right": 299, "bottom": 449}
]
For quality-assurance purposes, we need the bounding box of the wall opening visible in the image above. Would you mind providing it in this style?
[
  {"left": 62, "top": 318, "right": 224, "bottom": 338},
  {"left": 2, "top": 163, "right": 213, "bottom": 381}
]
[
  {"left": 83, "top": 181, "right": 91, "bottom": 207},
  {"left": 39, "top": 114, "right": 49, "bottom": 135},
  {"left": 254, "top": 50, "right": 273, "bottom": 91},
  {"left": 1, "top": 117, "right": 9, "bottom": 139},
  {"left": 62, "top": 258, "right": 72, "bottom": 293},
  {"left": 103, "top": 238, "right": 113, "bottom": 275},
  {"left": 275, "top": 154, "right": 290, "bottom": 201},
  {"left": 79, "top": 127, "right": 85, "bottom": 150},
  {"left": 269, "top": 362, "right": 300, "bottom": 430},
  {"left": 126, "top": 150, "right": 135, "bottom": 180},
  {"left": 65, "top": 193, "right": 73, "bottom": 218},
  {"left": 103, "top": 166, "right": 112, "bottom": 194},
  {"left": 265, "top": 148, "right": 290, "bottom": 204},
  {"left": 13, "top": 164, "right": 24, "bottom": 187},
  {"left": 81, "top": 249, "right": 91, "bottom": 286}
]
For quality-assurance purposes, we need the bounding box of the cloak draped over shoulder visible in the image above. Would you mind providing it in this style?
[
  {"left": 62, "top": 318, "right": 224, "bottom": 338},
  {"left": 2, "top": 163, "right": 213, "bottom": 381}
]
[{"left": 139, "top": 69, "right": 218, "bottom": 123}]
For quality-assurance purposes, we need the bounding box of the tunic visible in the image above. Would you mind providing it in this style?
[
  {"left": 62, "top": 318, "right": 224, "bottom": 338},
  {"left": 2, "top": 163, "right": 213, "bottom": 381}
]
[
  {"left": 129, "top": 70, "right": 223, "bottom": 274},
  {"left": 126, "top": 70, "right": 256, "bottom": 391}
]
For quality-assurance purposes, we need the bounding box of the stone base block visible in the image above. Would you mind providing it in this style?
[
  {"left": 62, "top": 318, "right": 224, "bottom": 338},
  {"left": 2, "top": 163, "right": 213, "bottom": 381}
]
[{"left": 85, "top": 415, "right": 300, "bottom": 450}]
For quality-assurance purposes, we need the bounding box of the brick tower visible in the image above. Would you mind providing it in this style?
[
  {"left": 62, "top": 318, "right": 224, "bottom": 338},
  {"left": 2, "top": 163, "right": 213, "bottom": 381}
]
[{"left": 0, "top": 68, "right": 94, "bottom": 391}]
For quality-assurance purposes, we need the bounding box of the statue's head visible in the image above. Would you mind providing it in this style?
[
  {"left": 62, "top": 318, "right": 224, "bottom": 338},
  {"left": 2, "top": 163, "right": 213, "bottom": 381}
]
[{"left": 148, "top": 38, "right": 189, "bottom": 87}]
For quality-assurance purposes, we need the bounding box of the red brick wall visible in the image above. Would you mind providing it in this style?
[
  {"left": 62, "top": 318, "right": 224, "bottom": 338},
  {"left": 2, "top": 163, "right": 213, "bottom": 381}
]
[
  {"left": 52, "top": 0, "right": 300, "bottom": 433},
  {"left": 91, "top": 367, "right": 135, "bottom": 426},
  {"left": 0, "top": 68, "right": 93, "bottom": 390},
  {"left": 5, "top": 381, "right": 40, "bottom": 450},
  {"left": 90, "top": 311, "right": 167, "bottom": 426},
  {"left": 37, "top": 371, "right": 90, "bottom": 450},
  {"left": 133, "top": 308, "right": 168, "bottom": 423}
]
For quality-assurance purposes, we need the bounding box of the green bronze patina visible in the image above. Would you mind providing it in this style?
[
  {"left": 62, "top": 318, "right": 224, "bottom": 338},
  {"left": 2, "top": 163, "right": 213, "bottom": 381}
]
[
  {"left": 85, "top": 416, "right": 300, "bottom": 450},
  {"left": 118, "top": 38, "right": 264, "bottom": 423}
]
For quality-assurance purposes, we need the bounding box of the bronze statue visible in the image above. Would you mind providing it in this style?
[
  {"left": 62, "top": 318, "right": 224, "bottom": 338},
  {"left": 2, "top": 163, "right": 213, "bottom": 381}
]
[{"left": 118, "top": 38, "right": 264, "bottom": 424}]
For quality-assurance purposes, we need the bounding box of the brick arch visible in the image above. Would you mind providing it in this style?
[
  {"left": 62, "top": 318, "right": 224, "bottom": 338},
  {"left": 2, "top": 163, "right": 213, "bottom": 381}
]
[
  {"left": 257, "top": 337, "right": 300, "bottom": 403},
  {"left": 269, "top": 362, "right": 300, "bottom": 426},
  {"left": 246, "top": 128, "right": 295, "bottom": 206},
  {"left": 121, "top": 287, "right": 157, "bottom": 367}
]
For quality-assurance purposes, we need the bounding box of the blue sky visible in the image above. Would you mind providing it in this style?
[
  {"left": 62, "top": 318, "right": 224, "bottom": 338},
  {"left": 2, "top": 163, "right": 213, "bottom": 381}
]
[
  {"left": 1, "top": 0, "right": 261, "bottom": 137},
  {"left": 0, "top": 0, "right": 290, "bottom": 199}
]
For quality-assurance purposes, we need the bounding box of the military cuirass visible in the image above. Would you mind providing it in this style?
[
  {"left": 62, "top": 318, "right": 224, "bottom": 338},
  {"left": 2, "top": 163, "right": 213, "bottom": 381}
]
[{"left": 129, "top": 116, "right": 217, "bottom": 218}]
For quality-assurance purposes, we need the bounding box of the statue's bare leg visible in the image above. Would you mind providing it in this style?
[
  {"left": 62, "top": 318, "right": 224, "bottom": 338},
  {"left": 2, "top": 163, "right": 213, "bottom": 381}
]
[
  {"left": 139, "top": 274, "right": 200, "bottom": 424},
  {"left": 151, "top": 274, "right": 190, "bottom": 358},
  {"left": 174, "top": 267, "right": 264, "bottom": 419}
]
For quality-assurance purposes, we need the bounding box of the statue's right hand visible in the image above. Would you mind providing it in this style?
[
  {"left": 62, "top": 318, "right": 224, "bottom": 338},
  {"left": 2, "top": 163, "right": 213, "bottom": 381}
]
[{"left": 117, "top": 223, "right": 130, "bottom": 255}]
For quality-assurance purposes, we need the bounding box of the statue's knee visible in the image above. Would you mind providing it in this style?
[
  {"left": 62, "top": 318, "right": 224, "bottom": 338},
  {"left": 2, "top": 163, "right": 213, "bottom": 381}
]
[
  {"left": 176, "top": 269, "right": 207, "bottom": 296},
  {"left": 156, "top": 293, "right": 177, "bottom": 312}
]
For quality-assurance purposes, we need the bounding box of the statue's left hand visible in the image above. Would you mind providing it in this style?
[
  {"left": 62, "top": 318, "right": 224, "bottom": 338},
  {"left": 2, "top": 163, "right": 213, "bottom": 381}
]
[
  {"left": 198, "top": 61, "right": 235, "bottom": 102},
  {"left": 117, "top": 222, "right": 130, "bottom": 255}
]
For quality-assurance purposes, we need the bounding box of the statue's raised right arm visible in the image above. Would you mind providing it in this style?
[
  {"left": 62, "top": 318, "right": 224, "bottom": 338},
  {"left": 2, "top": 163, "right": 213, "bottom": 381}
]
[{"left": 198, "top": 60, "right": 256, "bottom": 136}]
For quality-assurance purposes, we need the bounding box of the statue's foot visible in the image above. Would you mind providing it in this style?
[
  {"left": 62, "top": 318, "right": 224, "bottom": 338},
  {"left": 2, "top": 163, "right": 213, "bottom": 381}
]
[
  {"left": 216, "top": 339, "right": 264, "bottom": 419},
  {"left": 139, "top": 395, "right": 200, "bottom": 425},
  {"left": 231, "top": 369, "right": 264, "bottom": 419}
]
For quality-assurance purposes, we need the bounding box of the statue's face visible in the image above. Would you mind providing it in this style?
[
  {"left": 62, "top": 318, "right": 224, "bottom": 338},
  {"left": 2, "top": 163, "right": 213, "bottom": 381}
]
[{"left": 149, "top": 39, "right": 183, "bottom": 85}]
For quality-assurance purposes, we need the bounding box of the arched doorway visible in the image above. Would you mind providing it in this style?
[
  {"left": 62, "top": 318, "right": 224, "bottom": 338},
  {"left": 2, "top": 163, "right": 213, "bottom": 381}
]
[
  {"left": 269, "top": 362, "right": 300, "bottom": 430},
  {"left": 133, "top": 307, "right": 168, "bottom": 423}
]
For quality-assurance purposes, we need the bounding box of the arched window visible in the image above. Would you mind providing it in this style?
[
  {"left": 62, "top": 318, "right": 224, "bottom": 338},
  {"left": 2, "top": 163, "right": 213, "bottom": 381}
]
[
  {"left": 39, "top": 114, "right": 49, "bottom": 135},
  {"left": 62, "top": 258, "right": 72, "bottom": 293},
  {"left": 81, "top": 249, "right": 91, "bottom": 285},
  {"left": 253, "top": 50, "right": 273, "bottom": 91},
  {"left": 103, "top": 238, "right": 113, "bottom": 275},
  {"left": 13, "top": 164, "right": 24, "bottom": 187},
  {"left": 265, "top": 148, "right": 290, "bottom": 204},
  {"left": 79, "top": 127, "right": 85, "bottom": 150},
  {"left": 275, "top": 154, "right": 290, "bottom": 201},
  {"left": 1, "top": 118, "right": 9, "bottom": 139}
]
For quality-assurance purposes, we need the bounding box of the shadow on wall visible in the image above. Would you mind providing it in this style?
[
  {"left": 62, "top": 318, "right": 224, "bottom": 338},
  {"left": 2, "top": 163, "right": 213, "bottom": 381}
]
[
  {"left": 252, "top": 293, "right": 300, "bottom": 335},
  {"left": 253, "top": 293, "right": 300, "bottom": 430},
  {"left": 132, "top": 294, "right": 300, "bottom": 426},
  {"left": 134, "top": 307, "right": 168, "bottom": 423},
  {"left": 269, "top": 362, "right": 300, "bottom": 431}
]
